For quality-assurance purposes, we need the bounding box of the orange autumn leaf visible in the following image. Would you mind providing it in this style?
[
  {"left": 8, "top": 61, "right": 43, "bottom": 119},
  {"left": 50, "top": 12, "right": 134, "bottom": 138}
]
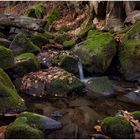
[{"left": 94, "top": 125, "right": 101, "bottom": 132}]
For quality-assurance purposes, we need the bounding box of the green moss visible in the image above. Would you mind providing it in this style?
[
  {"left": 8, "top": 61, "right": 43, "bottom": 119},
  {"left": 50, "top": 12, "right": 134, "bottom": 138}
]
[
  {"left": 0, "top": 68, "right": 25, "bottom": 114},
  {"left": 59, "top": 25, "right": 70, "bottom": 33},
  {"left": 63, "top": 40, "right": 76, "bottom": 49},
  {"left": 10, "top": 33, "right": 40, "bottom": 55},
  {"left": 56, "top": 33, "right": 71, "bottom": 44},
  {"left": 74, "top": 30, "right": 117, "bottom": 73},
  {"left": 8, "top": 34, "right": 16, "bottom": 41},
  {"left": 52, "top": 55, "right": 78, "bottom": 74},
  {"left": 30, "top": 34, "right": 48, "bottom": 48},
  {"left": 119, "top": 40, "right": 140, "bottom": 80},
  {"left": 12, "top": 53, "right": 40, "bottom": 77},
  {"left": 17, "top": 112, "right": 46, "bottom": 130},
  {"left": 131, "top": 111, "right": 140, "bottom": 121},
  {"left": 0, "top": 45, "right": 14, "bottom": 69},
  {"left": 101, "top": 116, "right": 133, "bottom": 138},
  {"left": 6, "top": 117, "right": 44, "bottom": 139},
  {"left": 26, "top": 4, "right": 45, "bottom": 19},
  {"left": 43, "top": 31, "right": 54, "bottom": 39}
]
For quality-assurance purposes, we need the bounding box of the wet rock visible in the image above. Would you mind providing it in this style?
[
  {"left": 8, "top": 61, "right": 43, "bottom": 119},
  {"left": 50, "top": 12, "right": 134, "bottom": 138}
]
[
  {"left": 117, "top": 90, "right": 140, "bottom": 105},
  {"left": 119, "top": 21, "right": 140, "bottom": 81},
  {"left": 0, "top": 68, "right": 26, "bottom": 115},
  {"left": 20, "top": 67, "right": 84, "bottom": 97},
  {"left": 86, "top": 76, "right": 114, "bottom": 98},
  {"left": 9, "top": 33, "right": 40, "bottom": 56},
  {"left": 0, "top": 38, "right": 11, "bottom": 48},
  {"left": 5, "top": 117, "right": 44, "bottom": 139},
  {"left": 101, "top": 116, "right": 133, "bottom": 138},
  {"left": 17, "top": 112, "right": 62, "bottom": 130},
  {"left": 0, "top": 45, "right": 14, "bottom": 69},
  {"left": 68, "top": 106, "right": 103, "bottom": 132},
  {"left": 10, "top": 53, "right": 40, "bottom": 77},
  {"left": 73, "top": 30, "right": 117, "bottom": 74},
  {"left": 37, "top": 50, "right": 79, "bottom": 74}
]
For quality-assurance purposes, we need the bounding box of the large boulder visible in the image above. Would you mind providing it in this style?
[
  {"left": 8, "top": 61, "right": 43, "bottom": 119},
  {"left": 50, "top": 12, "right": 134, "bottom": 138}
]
[
  {"left": 101, "top": 116, "right": 133, "bottom": 139},
  {"left": 119, "top": 21, "right": 140, "bottom": 81},
  {"left": 0, "top": 45, "right": 14, "bottom": 69},
  {"left": 20, "top": 67, "right": 84, "bottom": 97},
  {"left": 0, "top": 68, "right": 25, "bottom": 115},
  {"left": 10, "top": 33, "right": 40, "bottom": 56},
  {"left": 73, "top": 30, "right": 117, "bottom": 74},
  {"left": 10, "top": 53, "right": 40, "bottom": 77}
]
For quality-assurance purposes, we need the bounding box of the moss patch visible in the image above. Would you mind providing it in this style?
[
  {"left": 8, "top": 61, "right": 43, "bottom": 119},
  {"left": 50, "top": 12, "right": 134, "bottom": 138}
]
[
  {"left": 0, "top": 45, "right": 14, "bottom": 69},
  {"left": 101, "top": 116, "right": 133, "bottom": 138},
  {"left": 131, "top": 111, "right": 140, "bottom": 121},
  {"left": 12, "top": 53, "right": 40, "bottom": 77},
  {"left": 63, "top": 39, "right": 76, "bottom": 49},
  {"left": 0, "top": 68, "right": 25, "bottom": 115}
]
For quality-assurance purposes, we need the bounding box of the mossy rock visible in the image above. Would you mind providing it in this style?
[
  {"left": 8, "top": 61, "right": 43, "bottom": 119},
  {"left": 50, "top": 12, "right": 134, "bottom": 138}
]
[
  {"left": 0, "top": 68, "right": 25, "bottom": 115},
  {"left": 21, "top": 67, "right": 85, "bottom": 97},
  {"left": 63, "top": 39, "right": 76, "bottom": 49},
  {"left": 30, "top": 34, "right": 48, "bottom": 48},
  {"left": 101, "top": 116, "right": 133, "bottom": 139},
  {"left": 119, "top": 21, "right": 140, "bottom": 81},
  {"left": 131, "top": 111, "right": 140, "bottom": 121},
  {"left": 26, "top": 4, "right": 45, "bottom": 19},
  {"left": 0, "top": 45, "right": 14, "bottom": 69},
  {"left": 43, "top": 31, "right": 54, "bottom": 39},
  {"left": 6, "top": 117, "right": 44, "bottom": 139},
  {"left": 11, "top": 53, "right": 40, "bottom": 77},
  {"left": 8, "top": 34, "right": 17, "bottom": 41},
  {"left": 73, "top": 30, "right": 117, "bottom": 74},
  {"left": 10, "top": 33, "right": 40, "bottom": 55},
  {"left": 55, "top": 33, "right": 71, "bottom": 44},
  {"left": 52, "top": 55, "right": 78, "bottom": 74},
  {"left": 0, "top": 32, "right": 6, "bottom": 38},
  {"left": 17, "top": 111, "right": 62, "bottom": 130},
  {"left": 58, "top": 25, "right": 70, "bottom": 33}
]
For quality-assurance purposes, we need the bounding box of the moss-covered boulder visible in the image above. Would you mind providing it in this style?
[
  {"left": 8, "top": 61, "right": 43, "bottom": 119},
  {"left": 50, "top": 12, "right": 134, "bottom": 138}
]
[
  {"left": 0, "top": 68, "right": 25, "bottom": 115},
  {"left": 55, "top": 33, "right": 71, "bottom": 44},
  {"left": 73, "top": 30, "right": 117, "bottom": 74},
  {"left": 119, "top": 21, "right": 140, "bottom": 81},
  {"left": 10, "top": 33, "right": 40, "bottom": 55},
  {"left": 131, "top": 111, "right": 140, "bottom": 121},
  {"left": 101, "top": 116, "right": 133, "bottom": 138},
  {"left": 0, "top": 45, "right": 14, "bottom": 69},
  {"left": 26, "top": 4, "right": 45, "bottom": 19},
  {"left": 20, "top": 67, "right": 84, "bottom": 97},
  {"left": 30, "top": 34, "right": 48, "bottom": 48},
  {"left": 5, "top": 117, "right": 44, "bottom": 139},
  {"left": 11, "top": 53, "right": 40, "bottom": 77}
]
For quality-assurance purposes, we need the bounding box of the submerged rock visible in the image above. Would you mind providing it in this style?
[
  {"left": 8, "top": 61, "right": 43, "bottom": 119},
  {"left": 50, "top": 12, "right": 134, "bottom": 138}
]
[
  {"left": 86, "top": 76, "right": 114, "bottom": 98},
  {"left": 117, "top": 90, "right": 140, "bottom": 105},
  {"left": 74, "top": 30, "right": 117, "bottom": 74},
  {"left": 119, "top": 21, "right": 140, "bottom": 81},
  {"left": 20, "top": 67, "right": 84, "bottom": 97},
  {"left": 10, "top": 53, "right": 40, "bottom": 77},
  {"left": 0, "top": 68, "right": 25, "bottom": 115},
  {"left": 0, "top": 45, "right": 14, "bottom": 69},
  {"left": 10, "top": 33, "right": 40, "bottom": 56},
  {"left": 101, "top": 116, "right": 133, "bottom": 139}
]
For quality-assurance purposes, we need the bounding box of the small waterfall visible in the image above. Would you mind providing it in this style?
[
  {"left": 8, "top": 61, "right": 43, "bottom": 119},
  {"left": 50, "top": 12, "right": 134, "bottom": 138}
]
[{"left": 78, "top": 59, "right": 84, "bottom": 80}]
